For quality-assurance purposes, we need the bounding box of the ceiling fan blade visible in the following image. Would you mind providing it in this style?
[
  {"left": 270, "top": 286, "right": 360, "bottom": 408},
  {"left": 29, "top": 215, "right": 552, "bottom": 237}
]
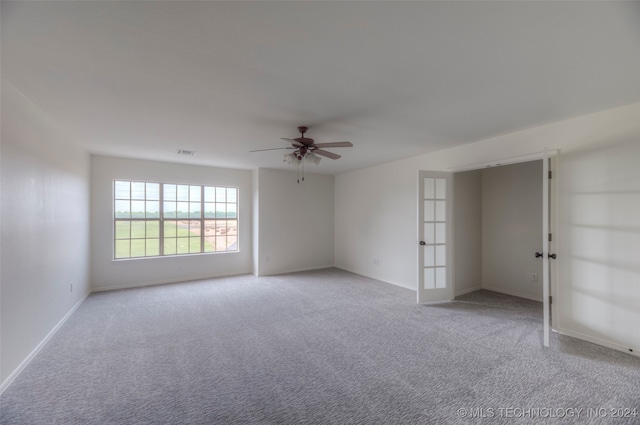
[
  {"left": 249, "top": 147, "right": 294, "bottom": 152},
  {"left": 314, "top": 149, "right": 341, "bottom": 160},
  {"left": 313, "top": 141, "right": 353, "bottom": 148},
  {"left": 280, "top": 137, "right": 304, "bottom": 147}
]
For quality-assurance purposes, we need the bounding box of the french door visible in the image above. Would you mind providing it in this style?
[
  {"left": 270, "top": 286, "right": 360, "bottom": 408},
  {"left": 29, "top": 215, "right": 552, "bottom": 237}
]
[
  {"left": 417, "top": 171, "right": 453, "bottom": 303},
  {"left": 542, "top": 149, "right": 551, "bottom": 347}
]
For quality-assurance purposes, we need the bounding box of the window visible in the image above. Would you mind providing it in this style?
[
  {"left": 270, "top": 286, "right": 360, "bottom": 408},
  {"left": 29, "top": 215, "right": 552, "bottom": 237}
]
[{"left": 114, "top": 180, "right": 238, "bottom": 259}]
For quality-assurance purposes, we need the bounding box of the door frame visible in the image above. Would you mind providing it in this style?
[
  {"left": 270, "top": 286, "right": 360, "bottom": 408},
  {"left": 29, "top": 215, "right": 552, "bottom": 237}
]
[{"left": 449, "top": 149, "right": 560, "bottom": 336}]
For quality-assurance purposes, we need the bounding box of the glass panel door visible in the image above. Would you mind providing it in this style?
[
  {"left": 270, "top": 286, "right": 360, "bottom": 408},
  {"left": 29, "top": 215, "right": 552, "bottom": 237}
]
[{"left": 418, "top": 171, "right": 453, "bottom": 303}]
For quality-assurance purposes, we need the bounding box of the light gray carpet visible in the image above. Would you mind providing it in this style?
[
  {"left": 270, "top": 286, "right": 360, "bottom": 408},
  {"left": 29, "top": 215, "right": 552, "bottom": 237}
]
[{"left": 1, "top": 268, "right": 639, "bottom": 424}]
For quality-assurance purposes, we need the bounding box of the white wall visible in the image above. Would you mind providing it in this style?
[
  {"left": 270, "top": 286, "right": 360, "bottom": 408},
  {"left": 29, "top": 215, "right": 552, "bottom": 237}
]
[
  {"left": 335, "top": 162, "right": 417, "bottom": 289},
  {"left": 482, "top": 161, "right": 543, "bottom": 301},
  {"left": 558, "top": 139, "right": 640, "bottom": 353},
  {"left": 252, "top": 169, "right": 260, "bottom": 275},
  {"left": 335, "top": 101, "right": 640, "bottom": 355},
  {"left": 453, "top": 170, "right": 482, "bottom": 295},
  {"left": 90, "top": 155, "right": 253, "bottom": 291},
  {"left": 0, "top": 81, "right": 91, "bottom": 387},
  {"left": 256, "top": 168, "right": 334, "bottom": 276}
]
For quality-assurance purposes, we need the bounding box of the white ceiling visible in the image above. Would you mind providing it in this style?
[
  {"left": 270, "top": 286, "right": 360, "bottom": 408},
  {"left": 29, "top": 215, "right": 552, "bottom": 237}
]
[{"left": 3, "top": 1, "right": 640, "bottom": 174}]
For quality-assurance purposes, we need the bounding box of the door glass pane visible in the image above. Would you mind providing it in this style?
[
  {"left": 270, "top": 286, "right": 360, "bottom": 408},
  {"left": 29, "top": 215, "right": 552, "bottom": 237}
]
[
  {"left": 424, "top": 178, "right": 435, "bottom": 199},
  {"left": 424, "top": 268, "right": 435, "bottom": 289},
  {"left": 424, "top": 200, "right": 434, "bottom": 221},
  {"left": 424, "top": 245, "right": 435, "bottom": 267},
  {"left": 424, "top": 223, "right": 435, "bottom": 244},
  {"left": 435, "top": 267, "right": 446, "bottom": 288},
  {"left": 435, "top": 245, "right": 446, "bottom": 266},
  {"left": 435, "top": 178, "right": 446, "bottom": 199},
  {"left": 435, "top": 223, "right": 446, "bottom": 244},
  {"left": 435, "top": 201, "right": 446, "bottom": 221}
]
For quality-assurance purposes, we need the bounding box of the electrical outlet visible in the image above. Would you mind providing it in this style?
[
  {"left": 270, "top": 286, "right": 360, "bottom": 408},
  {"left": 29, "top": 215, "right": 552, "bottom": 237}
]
[
  {"left": 373, "top": 259, "right": 380, "bottom": 266},
  {"left": 70, "top": 283, "right": 73, "bottom": 293},
  {"left": 531, "top": 273, "right": 538, "bottom": 282}
]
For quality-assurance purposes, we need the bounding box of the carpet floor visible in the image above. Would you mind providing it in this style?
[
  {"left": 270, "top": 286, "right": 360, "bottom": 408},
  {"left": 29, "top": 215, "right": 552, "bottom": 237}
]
[{"left": 1, "top": 268, "right": 639, "bottom": 424}]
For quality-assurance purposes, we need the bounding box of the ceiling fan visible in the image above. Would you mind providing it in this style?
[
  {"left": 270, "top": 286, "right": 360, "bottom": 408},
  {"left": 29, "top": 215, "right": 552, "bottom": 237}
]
[{"left": 250, "top": 126, "right": 353, "bottom": 164}]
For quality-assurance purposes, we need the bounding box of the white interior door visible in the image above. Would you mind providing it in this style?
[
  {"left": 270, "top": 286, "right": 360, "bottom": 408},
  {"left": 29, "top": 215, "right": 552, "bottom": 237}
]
[
  {"left": 418, "top": 171, "right": 454, "bottom": 303},
  {"left": 542, "top": 150, "right": 551, "bottom": 347}
]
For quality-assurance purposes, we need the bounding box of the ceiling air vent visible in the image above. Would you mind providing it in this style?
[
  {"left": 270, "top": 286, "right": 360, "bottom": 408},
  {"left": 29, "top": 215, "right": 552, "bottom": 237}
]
[{"left": 177, "top": 149, "right": 196, "bottom": 156}]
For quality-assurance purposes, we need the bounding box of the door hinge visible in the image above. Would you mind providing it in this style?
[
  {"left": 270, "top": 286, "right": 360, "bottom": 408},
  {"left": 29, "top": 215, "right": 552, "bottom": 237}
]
[
  {"left": 548, "top": 233, "right": 552, "bottom": 242},
  {"left": 548, "top": 170, "right": 552, "bottom": 179},
  {"left": 549, "top": 296, "right": 553, "bottom": 305}
]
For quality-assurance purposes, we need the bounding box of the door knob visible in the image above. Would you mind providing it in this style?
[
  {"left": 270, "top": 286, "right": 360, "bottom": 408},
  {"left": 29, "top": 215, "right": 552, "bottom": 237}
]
[
  {"left": 419, "top": 241, "right": 426, "bottom": 246},
  {"left": 535, "top": 252, "right": 543, "bottom": 258},
  {"left": 548, "top": 253, "right": 557, "bottom": 259}
]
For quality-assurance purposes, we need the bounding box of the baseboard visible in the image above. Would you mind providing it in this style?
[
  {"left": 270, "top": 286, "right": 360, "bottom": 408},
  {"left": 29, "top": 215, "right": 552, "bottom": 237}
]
[
  {"left": 482, "top": 285, "right": 543, "bottom": 302},
  {"left": 455, "top": 285, "right": 482, "bottom": 296},
  {"left": 257, "top": 264, "right": 336, "bottom": 277},
  {"left": 556, "top": 327, "right": 639, "bottom": 358},
  {"left": 91, "top": 270, "right": 252, "bottom": 292},
  {"left": 0, "top": 291, "right": 90, "bottom": 395},
  {"left": 333, "top": 266, "right": 414, "bottom": 291}
]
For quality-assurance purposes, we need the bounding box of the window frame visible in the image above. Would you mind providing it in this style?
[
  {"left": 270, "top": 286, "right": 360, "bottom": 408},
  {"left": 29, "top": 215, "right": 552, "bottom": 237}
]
[{"left": 113, "top": 180, "right": 239, "bottom": 260}]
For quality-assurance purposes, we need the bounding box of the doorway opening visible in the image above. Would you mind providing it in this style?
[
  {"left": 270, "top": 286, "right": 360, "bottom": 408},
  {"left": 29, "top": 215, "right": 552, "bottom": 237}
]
[{"left": 449, "top": 151, "right": 558, "bottom": 343}]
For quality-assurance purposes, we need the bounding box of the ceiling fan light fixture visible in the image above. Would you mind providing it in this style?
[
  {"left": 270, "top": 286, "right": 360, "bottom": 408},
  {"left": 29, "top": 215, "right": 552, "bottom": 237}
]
[
  {"left": 283, "top": 153, "right": 299, "bottom": 164},
  {"left": 305, "top": 152, "right": 321, "bottom": 165}
]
